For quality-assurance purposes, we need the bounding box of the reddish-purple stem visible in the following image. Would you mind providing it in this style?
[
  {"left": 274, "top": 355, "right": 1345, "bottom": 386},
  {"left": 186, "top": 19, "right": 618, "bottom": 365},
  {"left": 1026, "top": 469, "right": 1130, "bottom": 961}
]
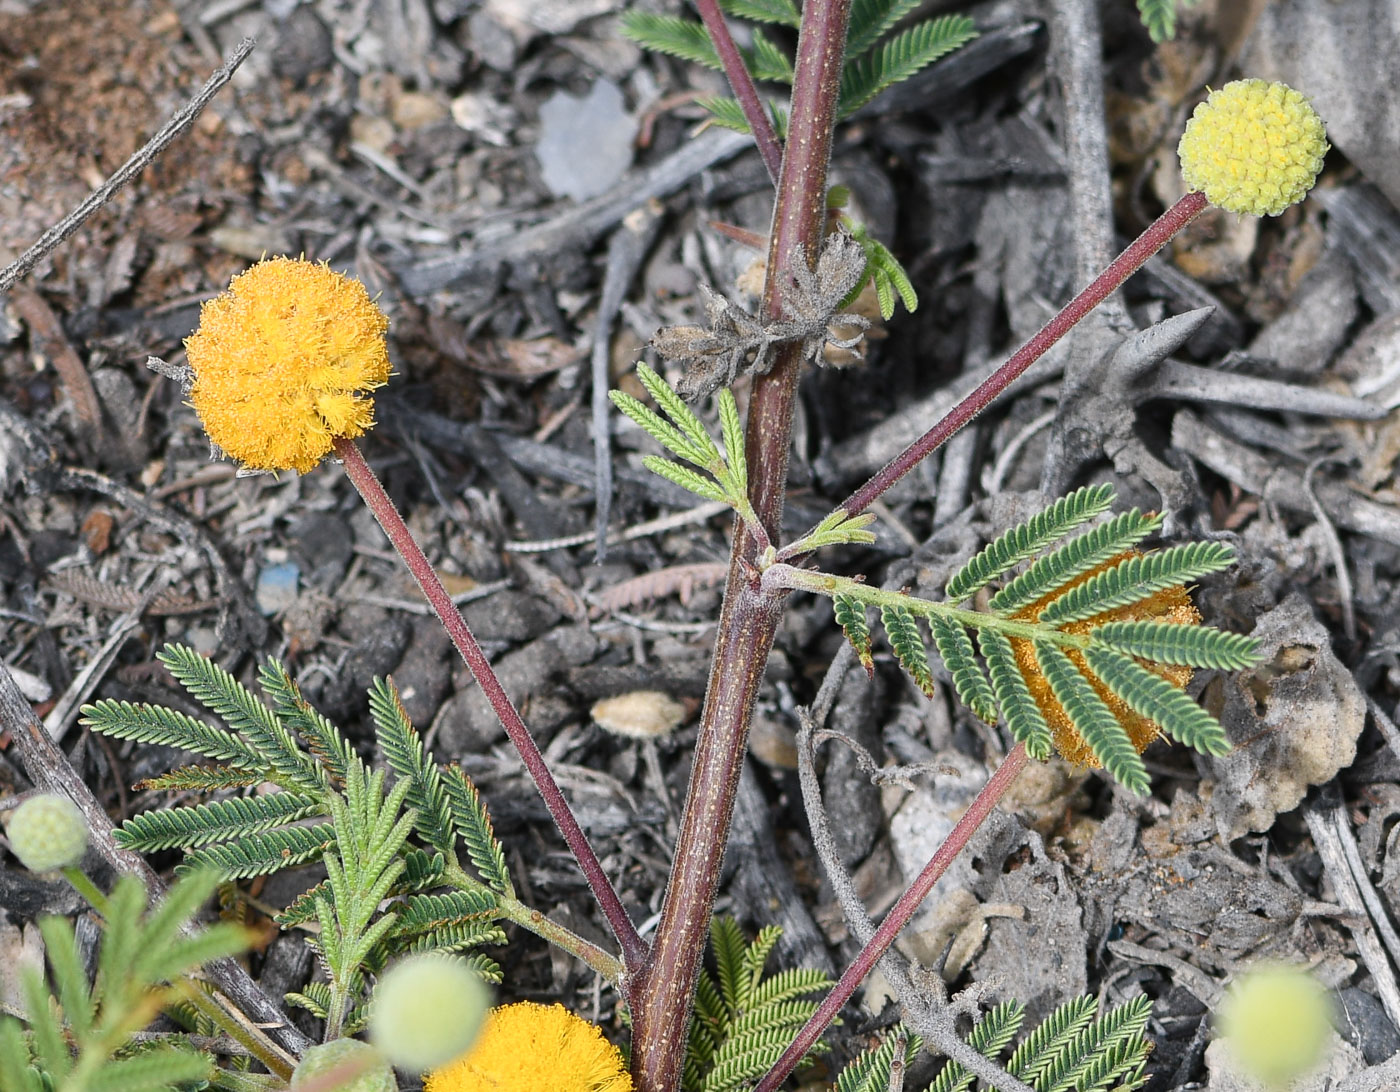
[
  {"left": 753, "top": 744, "right": 1032, "bottom": 1092},
  {"left": 628, "top": 4, "right": 851, "bottom": 1089},
  {"left": 692, "top": 0, "right": 784, "bottom": 184},
  {"left": 840, "top": 191, "right": 1209, "bottom": 517},
  {"left": 334, "top": 437, "right": 648, "bottom": 977}
]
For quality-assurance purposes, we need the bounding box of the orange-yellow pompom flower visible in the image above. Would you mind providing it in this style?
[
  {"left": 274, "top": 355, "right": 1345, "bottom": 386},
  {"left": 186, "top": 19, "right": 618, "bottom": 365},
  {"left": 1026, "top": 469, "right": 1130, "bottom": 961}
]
[
  {"left": 1177, "top": 79, "right": 1328, "bottom": 217},
  {"left": 185, "top": 257, "right": 391, "bottom": 474},
  {"left": 424, "top": 1002, "right": 632, "bottom": 1092}
]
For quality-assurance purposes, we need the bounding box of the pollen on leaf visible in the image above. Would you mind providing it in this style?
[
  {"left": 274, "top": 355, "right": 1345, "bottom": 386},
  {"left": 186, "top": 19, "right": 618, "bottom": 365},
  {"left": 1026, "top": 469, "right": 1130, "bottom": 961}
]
[
  {"left": 1009, "top": 550, "right": 1201, "bottom": 769},
  {"left": 185, "top": 257, "right": 392, "bottom": 474},
  {"left": 424, "top": 1002, "right": 632, "bottom": 1092},
  {"left": 1177, "top": 79, "right": 1328, "bottom": 216}
]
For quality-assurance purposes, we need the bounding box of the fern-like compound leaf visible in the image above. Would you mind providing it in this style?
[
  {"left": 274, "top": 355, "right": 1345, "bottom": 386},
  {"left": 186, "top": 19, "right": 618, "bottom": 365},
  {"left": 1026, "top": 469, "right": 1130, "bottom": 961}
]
[
  {"left": 276, "top": 880, "right": 330, "bottom": 928},
  {"left": 259, "top": 658, "right": 355, "bottom": 784},
  {"left": 846, "top": 0, "right": 924, "bottom": 60},
  {"left": 611, "top": 389, "right": 710, "bottom": 467},
  {"left": 699, "top": 95, "right": 757, "bottom": 134},
  {"left": 720, "top": 0, "right": 800, "bottom": 27},
  {"left": 925, "top": 1000, "right": 1026, "bottom": 1092},
  {"left": 1006, "top": 994, "right": 1098, "bottom": 1082},
  {"left": 1088, "top": 619, "right": 1260, "bottom": 670},
  {"left": 405, "top": 924, "right": 508, "bottom": 963},
  {"left": 718, "top": 388, "right": 747, "bottom": 497},
  {"left": 834, "top": 594, "right": 876, "bottom": 678},
  {"left": 837, "top": 15, "right": 978, "bottom": 115},
  {"left": 36, "top": 916, "right": 92, "bottom": 1044},
  {"left": 686, "top": 971, "right": 729, "bottom": 1092},
  {"left": 637, "top": 360, "right": 723, "bottom": 464},
  {"left": 1083, "top": 647, "right": 1231, "bottom": 757},
  {"left": 711, "top": 916, "right": 747, "bottom": 1016},
  {"left": 988, "top": 509, "right": 1163, "bottom": 615},
  {"left": 738, "top": 924, "right": 782, "bottom": 1012},
  {"left": 134, "top": 764, "right": 266, "bottom": 792},
  {"left": 1035, "top": 994, "right": 1152, "bottom": 1092},
  {"left": 443, "top": 764, "right": 514, "bottom": 897},
  {"left": 0, "top": 1019, "right": 44, "bottom": 1092},
  {"left": 83, "top": 1047, "right": 213, "bottom": 1092},
  {"left": 369, "top": 677, "right": 456, "bottom": 857},
  {"left": 285, "top": 981, "right": 333, "bottom": 1020},
  {"left": 881, "top": 603, "right": 935, "bottom": 698},
  {"left": 834, "top": 1025, "right": 922, "bottom": 1092},
  {"left": 928, "top": 615, "right": 998, "bottom": 723},
  {"left": 398, "top": 848, "right": 447, "bottom": 891},
  {"left": 158, "top": 645, "right": 324, "bottom": 793},
  {"left": 979, "top": 628, "right": 1052, "bottom": 760},
  {"left": 115, "top": 792, "right": 322, "bottom": 852},
  {"left": 946, "top": 484, "right": 1116, "bottom": 603},
  {"left": 395, "top": 890, "right": 498, "bottom": 935},
  {"left": 1034, "top": 642, "right": 1149, "bottom": 795},
  {"left": 686, "top": 921, "right": 836, "bottom": 1092},
  {"left": 700, "top": 1017, "right": 825, "bottom": 1091},
  {"left": 1136, "top": 0, "right": 1199, "bottom": 43},
  {"left": 748, "top": 966, "right": 836, "bottom": 1007},
  {"left": 620, "top": 11, "right": 722, "bottom": 69},
  {"left": 178, "top": 822, "right": 334, "bottom": 880},
  {"left": 81, "top": 699, "right": 264, "bottom": 770},
  {"left": 643, "top": 456, "right": 732, "bottom": 504},
  {"left": 747, "top": 27, "right": 795, "bottom": 81},
  {"left": 1037, "top": 541, "right": 1236, "bottom": 625}
]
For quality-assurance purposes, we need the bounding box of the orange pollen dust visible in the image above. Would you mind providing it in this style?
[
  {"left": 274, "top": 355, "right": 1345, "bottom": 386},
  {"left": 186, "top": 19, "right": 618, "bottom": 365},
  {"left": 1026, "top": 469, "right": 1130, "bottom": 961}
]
[{"left": 1008, "top": 549, "right": 1201, "bottom": 768}]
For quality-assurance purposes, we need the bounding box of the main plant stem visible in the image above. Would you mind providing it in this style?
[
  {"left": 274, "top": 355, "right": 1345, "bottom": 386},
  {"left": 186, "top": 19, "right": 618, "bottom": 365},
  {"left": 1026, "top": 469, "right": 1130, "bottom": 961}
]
[{"left": 628, "top": 3, "right": 853, "bottom": 1089}]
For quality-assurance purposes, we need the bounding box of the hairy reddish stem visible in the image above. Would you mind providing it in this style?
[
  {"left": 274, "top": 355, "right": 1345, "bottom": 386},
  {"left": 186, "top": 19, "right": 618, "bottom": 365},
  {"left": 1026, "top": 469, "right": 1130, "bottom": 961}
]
[
  {"left": 628, "top": 4, "right": 852, "bottom": 1090},
  {"left": 840, "top": 191, "right": 1209, "bottom": 516},
  {"left": 334, "top": 437, "right": 648, "bottom": 978},
  {"left": 754, "top": 744, "right": 1031, "bottom": 1092},
  {"left": 693, "top": 0, "right": 783, "bottom": 184}
]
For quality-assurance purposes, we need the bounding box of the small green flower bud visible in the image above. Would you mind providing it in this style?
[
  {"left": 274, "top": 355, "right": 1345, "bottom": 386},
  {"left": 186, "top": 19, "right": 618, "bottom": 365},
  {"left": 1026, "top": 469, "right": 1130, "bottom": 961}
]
[
  {"left": 5, "top": 794, "right": 88, "bottom": 872},
  {"left": 1218, "top": 964, "right": 1334, "bottom": 1088},
  {"left": 290, "top": 1040, "right": 395, "bottom": 1092},
  {"left": 370, "top": 954, "right": 491, "bottom": 1072}
]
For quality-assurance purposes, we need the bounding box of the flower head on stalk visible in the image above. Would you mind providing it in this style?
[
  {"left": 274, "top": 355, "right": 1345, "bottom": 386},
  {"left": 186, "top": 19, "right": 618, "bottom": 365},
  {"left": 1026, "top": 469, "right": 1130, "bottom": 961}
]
[
  {"left": 1177, "top": 79, "right": 1328, "bottom": 217},
  {"left": 424, "top": 1002, "right": 632, "bottom": 1092},
  {"left": 184, "top": 257, "right": 391, "bottom": 474}
]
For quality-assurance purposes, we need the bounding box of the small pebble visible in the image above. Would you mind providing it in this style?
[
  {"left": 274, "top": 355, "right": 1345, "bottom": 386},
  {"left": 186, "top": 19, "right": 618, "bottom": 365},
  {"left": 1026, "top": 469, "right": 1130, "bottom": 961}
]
[
  {"left": 592, "top": 690, "right": 686, "bottom": 740},
  {"left": 255, "top": 561, "right": 300, "bottom": 616},
  {"left": 535, "top": 80, "right": 635, "bottom": 201}
]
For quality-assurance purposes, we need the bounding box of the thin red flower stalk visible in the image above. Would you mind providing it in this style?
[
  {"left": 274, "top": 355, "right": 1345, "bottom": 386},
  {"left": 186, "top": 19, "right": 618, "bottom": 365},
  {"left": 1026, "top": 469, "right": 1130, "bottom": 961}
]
[
  {"left": 692, "top": 0, "right": 783, "bottom": 184},
  {"left": 840, "top": 190, "right": 1209, "bottom": 517},
  {"left": 333, "top": 437, "right": 649, "bottom": 977},
  {"left": 753, "top": 744, "right": 1031, "bottom": 1092}
]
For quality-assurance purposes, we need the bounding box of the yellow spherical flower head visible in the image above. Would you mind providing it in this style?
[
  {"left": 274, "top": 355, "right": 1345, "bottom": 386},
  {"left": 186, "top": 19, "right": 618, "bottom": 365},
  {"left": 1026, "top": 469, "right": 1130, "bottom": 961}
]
[
  {"left": 425, "top": 1002, "right": 632, "bottom": 1092},
  {"left": 185, "top": 257, "right": 391, "bottom": 474},
  {"left": 1178, "top": 79, "right": 1328, "bottom": 216},
  {"left": 1218, "top": 964, "right": 1334, "bottom": 1088},
  {"left": 1009, "top": 550, "right": 1201, "bottom": 769}
]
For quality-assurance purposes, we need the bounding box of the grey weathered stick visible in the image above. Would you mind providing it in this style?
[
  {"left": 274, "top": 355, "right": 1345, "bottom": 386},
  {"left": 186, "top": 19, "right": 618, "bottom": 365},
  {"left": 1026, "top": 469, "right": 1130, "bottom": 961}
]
[
  {"left": 1172, "top": 410, "right": 1400, "bottom": 543},
  {"left": 398, "top": 128, "right": 750, "bottom": 296},
  {"left": 794, "top": 661, "right": 1036, "bottom": 1092},
  {"left": 0, "top": 37, "right": 256, "bottom": 296},
  {"left": 1304, "top": 801, "right": 1400, "bottom": 1031},
  {"left": 1051, "top": 0, "right": 1119, "bottom": 298},
  {"left": 0, "top": 659, "right": 311, "bottom": 1058},
  {"left": 592, "top": 205, "right": 663, "bottom": 559}
]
